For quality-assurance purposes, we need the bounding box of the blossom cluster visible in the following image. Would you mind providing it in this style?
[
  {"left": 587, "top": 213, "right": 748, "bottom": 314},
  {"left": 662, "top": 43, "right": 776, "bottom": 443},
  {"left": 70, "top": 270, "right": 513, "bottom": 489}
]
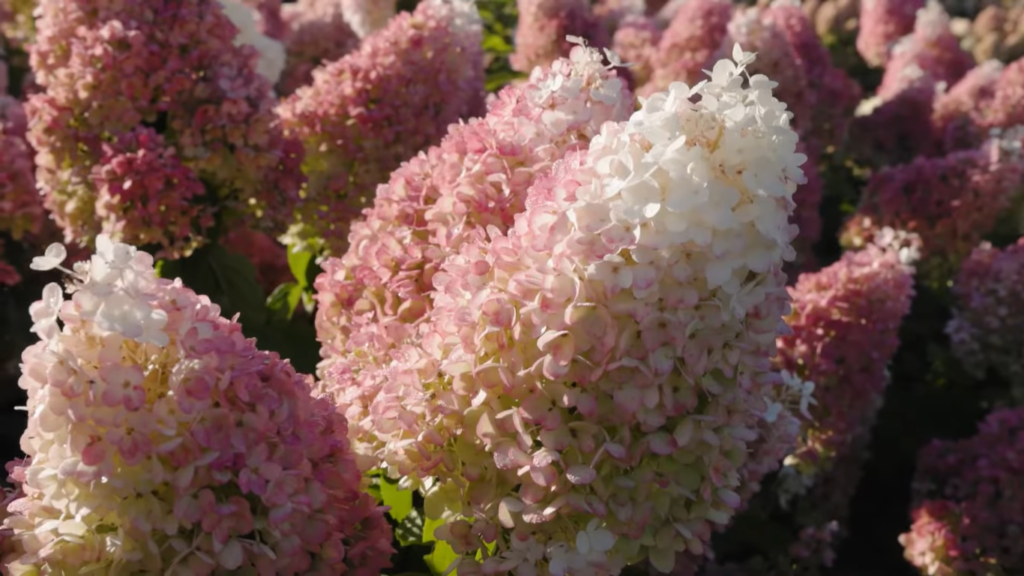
[
  {"left": 277, "top": 0, "right": 486, "bottom": 255},
  {"left": 0, "top": 94, "right": 41, "bottom": 287},
  {"left": 314, "top": 42, "right": 633, "bottom": 404},
  {"left": 851, "top": 1, "right": 973, "bottom": 165},
  {"left": 929, "top": 57, "right": 1024, "bottom": 155},
  {"left": 219, "top": 0, "right": 287, "bottom": 85},
  {"left": 841, "top": 135, "right": 1024, "bottom": 275},
  {"left": 27, "top": 0, "right": 304, "bottom": 258},
  {"left": 2, "top": 236, "right": 393, "bottom": 574},
  {"left": 900, "top": 406, "right": 1024, "bottom": 575},
  {"left": 643, "top": 0, "right": 732, "bottom": 94},
  {"left": 776, "top": 245, "right": 915, "bottom": 495},
  {"left": 856, "top": 0, "right": 924, "bottom": 67},
  {"left": 279, "top": 0, "right": 359, "bottom": 95},
  {"left": 946, "top": 239, "right": 1024, "bottom": 401},
  {"left": 341, "top": 0, "right": 397, "bottom": 39},
  {"left": 510, "top": 0, "right": 608, "bottom": 73},
  {"left": 319, "top": 46, "right": 808, "bottom": 574},
  {"left": 960, "top": 2, "right": 1024, "bottom": 63}
]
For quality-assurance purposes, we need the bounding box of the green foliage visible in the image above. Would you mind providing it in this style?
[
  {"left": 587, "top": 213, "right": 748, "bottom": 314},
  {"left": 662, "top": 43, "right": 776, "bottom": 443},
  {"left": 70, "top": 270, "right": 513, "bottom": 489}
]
[
  {"left": 477, "top": 0, "right": 525, "bottom": 92},
  {"left": 422, "top": 516, "right": 461, "bottom": 576},
  {"left": 156, "top": 242, "right": 321, "bottom": 374}
]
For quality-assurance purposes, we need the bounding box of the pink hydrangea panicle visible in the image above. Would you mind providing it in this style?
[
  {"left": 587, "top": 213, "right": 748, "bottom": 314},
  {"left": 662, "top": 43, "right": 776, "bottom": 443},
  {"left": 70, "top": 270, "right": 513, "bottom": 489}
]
[
  {"left": 323, "top": 46, "right": 807, "bottom": 574},
  {"left": 279, "top": 0, "right": 360, "bottom": 95},
  {"left": 643, "top": 0, "right": 732, "bottom": 95},
  {"left": 278, "top": 0, "right": 486, "bottom": 255},
  {"left": 0, "top": 96, "right": 41, "bottom": 244},
  {"left": 842, "top": 134, "right": 1024, "bottom": 272},
  {"left": 762, "top": 0, "right": 861, "bottom": 149},
  {"left": 876, "top": 1, "right": 973, "bottom": 102},
  {"left": 931, "top": 59, "right": 1003, "bottom": 155},
  {"left": 610, "top": 15, "right": 662, "bottom": 88},
  {"left": 776, "top": 245, "right": 915, "bottom": 488},
  {"left": 3, "top": 236, "right": 394, "bottom": 574},
  {"left": 900, "top": 407, "right": 1024, "bottom": 574},
  {"left": 981, "top": 57, "right": 1024, "bottom": 135},
  {"left": 314, "top": 44, "right": 633, "bottom": 409},
  {"left": 341, "top": 0, "right": 398, "bottom": 39},
  {"left": 856, "top": 0, "right": 925, "bottom": 67},
  {"left": 789, "top": 144, "right": 823, "bottom": 274},
  {"left": 510, "top": 0, "right": 608, "bottom": 73},
  {"left": 947, "top": 239, "right": 1024, "bottom": 400},
  {"left": 90, "top": 127, "right": 212, "bottom": 259},
  {"left": 27, "top": 0, "right": 305, "bottom": 255}
]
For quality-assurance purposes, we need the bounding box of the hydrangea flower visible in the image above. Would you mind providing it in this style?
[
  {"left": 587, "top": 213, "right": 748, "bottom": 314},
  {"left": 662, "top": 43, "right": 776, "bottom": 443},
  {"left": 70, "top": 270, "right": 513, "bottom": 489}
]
[
  {"left": 220, "top": 0, "right": 287, "bottom": 85},
  {"left": 510, "top": 0, "right": 608, "bottom": 74},
  {"left": 931, "top": 59, "right": 1003, "bottom": 155},
  {"left": 761, "top": 0, "right": 861, "bottom": 150},
  {"left": 314, "top": 44, "right": 633, "bottom": 464},
  {"left": 776, "top": 245, "right": 915, "bottom": 492},
  {"left": 856, "top": 0, "right": 924, "bottom": 67},
  {"left": 841, "top": 135, "right": 1024, "bottom": 276},
  {"left": 3, "top": 235, "right": 393, "bottom": 574},
  {"left": 341, "top": 0, "right": 397, "bottom": 39},
  {"left": 279, "top": 0, "right": 360, "bottom": 95},
  {"left": 643, "top": 0, "right": 732, "bottom": 95},
  {"left": 27, "top": 0, "right": 305, "bottom": 258},
  {"left": 610, "top": 15, "right": 662, "bottom": 88},
  {"left": 875, "top": 1, "right": 972, "bottom": 102},
  {"left": 900, "top": 406, "right": 1024, "bottom": 575},
  {"left": 947, "top": 239, "right": 1024, "bottom": 401},
  {"left": 320, "top": 46, "right": 807, "bottom": 575},
  {"left": 0, "top": 95, "right": 40, "bottom": 244},
  {"left": 277, "top": 0, "right": 486, "bottom": 255}
]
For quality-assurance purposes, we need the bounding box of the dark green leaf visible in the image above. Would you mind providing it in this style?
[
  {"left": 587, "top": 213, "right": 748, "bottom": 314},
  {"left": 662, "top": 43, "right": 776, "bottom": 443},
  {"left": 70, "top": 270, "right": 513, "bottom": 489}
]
[{"left": 395, "top": 508, "right": 425, "bottom": 547}]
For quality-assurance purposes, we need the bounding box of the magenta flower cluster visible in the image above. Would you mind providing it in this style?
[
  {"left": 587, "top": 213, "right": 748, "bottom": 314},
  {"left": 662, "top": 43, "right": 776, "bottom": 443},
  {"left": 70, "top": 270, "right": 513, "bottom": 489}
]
[
  {"left": 947, "top": 239, "right": 1024, "bottom": 401},
  {"left": 277, "top": 0, "right": 486, "bottom": 255},
  {"left": 510, "top": 0, "right": 608, "bottom": 73},
  {"left": 27, "top": 0, "right": 304, "bottom": 258},
  {"left": 777, "top": 245, "right": 915, "bottom": 489},
  {"left": 900, "top": 406, "right": 1024, "bottom": 575}
]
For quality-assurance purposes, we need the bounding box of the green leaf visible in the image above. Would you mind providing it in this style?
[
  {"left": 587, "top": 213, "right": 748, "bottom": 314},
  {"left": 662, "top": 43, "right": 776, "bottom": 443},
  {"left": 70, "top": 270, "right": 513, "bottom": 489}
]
[
  {"left": 423, "top": 540, "right": 460, "bottom": 576},
  {"left": 245, "top": 319, "right": 320, "bottom": 375},
  {"left": 422, "top": 516, "right": 443, "bottom": 544},
  {"left": 266, "top": 282, "right": 303, "bottom": 321},
  {"left": 380, "top": 477, "right": 414, "bottom": 523},
  {"left": 287, "top": 249, "right": 314, "bottom": 288},
  {"left": 395, "top": 507, "right": 425, "bottom": 547}
]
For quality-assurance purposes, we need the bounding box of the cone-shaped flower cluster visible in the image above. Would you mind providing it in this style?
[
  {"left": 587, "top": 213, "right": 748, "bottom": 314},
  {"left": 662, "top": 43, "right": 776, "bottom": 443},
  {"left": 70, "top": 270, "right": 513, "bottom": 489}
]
[
  {"left": 279, "top": 0, "right": 359, "bottom": 95},
  {"left": 853, "top": 2, "right": 971, "bottom": 167},
  {"left": 931, "top": 59, "right": 1003, "bottom": 155},
  {"left": 856, "top": 0, "right": 924, "bottom": 67},
  {"left": 3, "top": 236, "right": 393, "bottom": 574},
  {"left": 341, "top": 0, "right": 397, "bottom": 39},
  {"left": 0, "top": 96, "right": 40, "bottom": 246},
  {"left": 27, "top": 0, "right": 304, "bottom": 258},
  {"left": 841, "top": 136, "right": 1024, "bottom": 273},
  {"left": 0, "top": 95, "right": 41, "bottom": 287},
  {"left": 511, "top": 0, "right": 608, "bottom": 73},
  {"left": 761, "top": 0, "right": 861, "bottom": 151},
  {"left": 643, "top": 0, "right": 732, "bottom": 94},
  {"left": 947, "top": 239, "right": 1024, "bottom": 400},
  {"left": 776, "top": 245, "right": 915, "bottom": 493},
  {"left": 319, "top": 45, "right": 807, "bottom": 575},
  {"left": 314, "top": 43, "right": 633, "bottom": 411},
  {"left": 900, "top": 406, "right": 1024, "bottom": 575},
  {"left": 610, "top": 15, "right": 661, "bottom": 88},
  {"left": 278, "top": 0, "right": 486, "bottom": 255},
  {"left": 875, "top": 1, "right": 972, "bottom": 101}
]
